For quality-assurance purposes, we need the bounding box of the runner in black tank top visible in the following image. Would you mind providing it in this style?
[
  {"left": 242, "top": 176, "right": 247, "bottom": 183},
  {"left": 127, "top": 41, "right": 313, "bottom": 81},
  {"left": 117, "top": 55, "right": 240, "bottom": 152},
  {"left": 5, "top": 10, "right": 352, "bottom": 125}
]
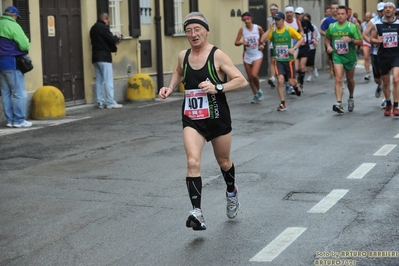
[
  {"left": 182, "top": 46, "right": 231, "bottom": 141},
  {"left": 158, "top": 12, "right": 247, "bottom": 231},
  {"left": 371, "top": 2, "right": 399, "bottom": 116}
]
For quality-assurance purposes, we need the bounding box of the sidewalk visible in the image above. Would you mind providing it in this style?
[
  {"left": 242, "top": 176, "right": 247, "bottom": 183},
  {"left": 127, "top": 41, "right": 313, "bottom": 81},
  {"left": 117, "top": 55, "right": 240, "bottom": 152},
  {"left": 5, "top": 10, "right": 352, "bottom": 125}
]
[{"left": 0, "top": 57, "right": 370, "bottom": 136}]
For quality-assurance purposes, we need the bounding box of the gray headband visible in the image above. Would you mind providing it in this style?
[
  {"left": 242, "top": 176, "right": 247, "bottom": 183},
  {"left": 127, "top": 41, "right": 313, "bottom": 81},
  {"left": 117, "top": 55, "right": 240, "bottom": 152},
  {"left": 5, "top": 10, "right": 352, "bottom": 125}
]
[{"left": 183, "top": 19, "right": 209, "bottom": 31}]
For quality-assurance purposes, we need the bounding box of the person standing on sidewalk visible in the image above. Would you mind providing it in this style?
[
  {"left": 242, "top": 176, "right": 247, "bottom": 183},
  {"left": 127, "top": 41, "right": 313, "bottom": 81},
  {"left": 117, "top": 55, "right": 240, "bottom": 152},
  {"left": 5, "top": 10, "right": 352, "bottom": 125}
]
[
  {"left": 325, "top": 5, "right": 362, "bottom": 114},
  {"left": 90, "top": 13, "right": 123, "bottom": 109},
  {"left": 370, "top": 2, "right": 399, "bottom": 117},
  {"left": 0, "top": 6, "right": 32, "bottom": 128},
  {"left": 234, "top": 12, "right": 265, "bottom": 103},
  {"left": 158, "top": 12, "right": 247, "bottom": 230},
  {"left": 261, "top": 11, "right": 303, "bottom": 112}
]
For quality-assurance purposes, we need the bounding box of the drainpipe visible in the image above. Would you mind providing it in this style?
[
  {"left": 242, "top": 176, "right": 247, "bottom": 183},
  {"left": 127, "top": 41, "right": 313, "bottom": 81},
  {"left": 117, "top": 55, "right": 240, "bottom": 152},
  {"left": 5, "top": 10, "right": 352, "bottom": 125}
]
[{"left": 154, "top": 0, "right": 164, "bottom": 92}]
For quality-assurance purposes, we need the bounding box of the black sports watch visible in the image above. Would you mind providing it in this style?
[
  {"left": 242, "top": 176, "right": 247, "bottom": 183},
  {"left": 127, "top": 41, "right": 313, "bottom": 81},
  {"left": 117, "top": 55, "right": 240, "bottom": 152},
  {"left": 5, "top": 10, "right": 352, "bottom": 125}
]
[{"left": 215, "top": 83, "right": 224, "bottom": 93}]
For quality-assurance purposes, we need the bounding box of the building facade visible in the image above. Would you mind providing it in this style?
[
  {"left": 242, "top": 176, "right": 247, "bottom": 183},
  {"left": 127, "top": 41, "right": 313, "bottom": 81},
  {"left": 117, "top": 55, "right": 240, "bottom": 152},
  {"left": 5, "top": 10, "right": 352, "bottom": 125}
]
[{"left": 0, "top": 0, "right": 383, "bottom": 122}]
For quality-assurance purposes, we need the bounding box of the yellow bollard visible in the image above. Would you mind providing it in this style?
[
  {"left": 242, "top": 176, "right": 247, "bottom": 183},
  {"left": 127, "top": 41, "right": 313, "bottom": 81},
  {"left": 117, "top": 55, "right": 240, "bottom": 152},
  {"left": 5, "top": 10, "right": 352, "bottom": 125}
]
[
  {"left": 179, "top": 82, "right": 185, "bottom": 93},
  {"left": 126, "top": 73, "right": 155, "bottom": 101},
  {"left": 31, "top": 86, "right": 65, "bottom": 119}
]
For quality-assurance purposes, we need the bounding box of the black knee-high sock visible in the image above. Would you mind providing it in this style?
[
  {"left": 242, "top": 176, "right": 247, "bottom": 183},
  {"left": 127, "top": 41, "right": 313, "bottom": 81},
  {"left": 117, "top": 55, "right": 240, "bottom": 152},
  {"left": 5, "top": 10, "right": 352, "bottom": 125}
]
[
  {"left": 221, "top": 163, "right": 235, "bottom": 193},
  {"left": 297, "top": 71, "right": 305, "bottom": 85},
  {"left": 186, "top": 177, "right": 202, "bottom": 209}
]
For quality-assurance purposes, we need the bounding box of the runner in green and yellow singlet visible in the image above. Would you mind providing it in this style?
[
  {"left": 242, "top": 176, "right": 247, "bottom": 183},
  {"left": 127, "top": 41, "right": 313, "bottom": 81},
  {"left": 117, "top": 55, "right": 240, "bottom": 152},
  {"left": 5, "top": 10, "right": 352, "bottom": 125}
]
[{"left": 261, "top": 11, "right": 303, "bottom": 112}]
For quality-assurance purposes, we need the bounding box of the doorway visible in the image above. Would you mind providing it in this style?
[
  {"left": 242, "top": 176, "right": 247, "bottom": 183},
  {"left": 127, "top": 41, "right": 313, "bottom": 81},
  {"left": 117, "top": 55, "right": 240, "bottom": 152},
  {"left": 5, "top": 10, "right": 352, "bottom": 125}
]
[{"left": 39, "top": 0, "right": 85, "bottom": 106}]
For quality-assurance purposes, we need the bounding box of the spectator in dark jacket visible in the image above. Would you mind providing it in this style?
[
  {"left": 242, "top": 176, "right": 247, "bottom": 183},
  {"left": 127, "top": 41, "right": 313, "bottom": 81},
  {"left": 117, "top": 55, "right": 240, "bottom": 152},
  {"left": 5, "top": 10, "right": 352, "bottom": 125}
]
[{"left": 90, "top": 13, "right": 122, "bottom": 109}]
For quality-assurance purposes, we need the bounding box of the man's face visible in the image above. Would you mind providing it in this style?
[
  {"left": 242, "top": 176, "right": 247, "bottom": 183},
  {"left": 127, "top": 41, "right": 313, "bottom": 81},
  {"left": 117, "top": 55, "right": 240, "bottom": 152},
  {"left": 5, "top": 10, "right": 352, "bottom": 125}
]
[
  {"left": 275, "top": 18, "right": 285, "bottom": 28},
  {"left": 384, "top": 5, "right": 395, "bottom": 18},
  {"left": 337, "top": 8, "right": 348, "bottom": 23},
  {"left": 285, "top": 11, "right": 293, "bottom": 20},
  {"left": 270, "top": 8, "right": 278, "bottom": 16},
  {"left": 364, "top": 13, "right": 371, "bottom": 22},
  {"left": 295, "top": 13, "right": 304, "bottom": 20},
  {"left": 331, "top": 4, "right": 339, "bottom": 16},
  {"left": 103, "top": 16, "right": 110, "bottom": 25},
  {"left": 325, "top": 8, "right": 332, "bottom": 17},
  {"left": 185, "top": 20, "right": 208, "bottom": 47}
]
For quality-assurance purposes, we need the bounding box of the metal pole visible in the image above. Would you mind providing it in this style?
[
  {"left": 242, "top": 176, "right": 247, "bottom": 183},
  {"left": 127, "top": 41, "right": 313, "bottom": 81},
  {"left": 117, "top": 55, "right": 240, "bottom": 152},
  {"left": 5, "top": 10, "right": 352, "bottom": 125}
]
[{"left": 154, "top": 0, "right": 164, "bottom": 91}]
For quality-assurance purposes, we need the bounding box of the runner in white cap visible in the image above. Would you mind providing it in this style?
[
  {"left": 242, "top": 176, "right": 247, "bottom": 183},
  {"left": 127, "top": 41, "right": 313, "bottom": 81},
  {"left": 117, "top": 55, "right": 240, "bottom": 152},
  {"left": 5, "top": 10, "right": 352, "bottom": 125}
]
[{"left": 370, "top": 2, "right": 399, "bottom": 117}]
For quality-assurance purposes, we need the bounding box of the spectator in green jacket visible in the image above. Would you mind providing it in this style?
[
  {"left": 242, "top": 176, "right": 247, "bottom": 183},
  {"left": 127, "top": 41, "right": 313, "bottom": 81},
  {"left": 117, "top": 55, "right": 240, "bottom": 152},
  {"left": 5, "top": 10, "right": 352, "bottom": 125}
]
[{"left": 0, "top": 6, "right": 32, "bottom": 128}]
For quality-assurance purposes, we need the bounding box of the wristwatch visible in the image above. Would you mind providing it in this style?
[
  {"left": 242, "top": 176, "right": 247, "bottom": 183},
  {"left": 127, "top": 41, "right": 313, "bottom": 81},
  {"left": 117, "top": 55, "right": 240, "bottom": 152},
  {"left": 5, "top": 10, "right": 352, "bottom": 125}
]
[
  {"left": 215, "top": 83, "right": 224, "bottom": 93},
  {"left": 351, "top": 38, "right": 354, "bottom": 43}
]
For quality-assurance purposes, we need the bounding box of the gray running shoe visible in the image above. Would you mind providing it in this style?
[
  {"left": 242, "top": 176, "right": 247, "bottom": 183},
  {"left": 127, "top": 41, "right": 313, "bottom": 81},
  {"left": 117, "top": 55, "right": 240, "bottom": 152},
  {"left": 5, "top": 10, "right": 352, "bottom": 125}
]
[
  {"left": 332, "top": 103, "right": 344, "bottom": 114},
  {"left": 226, "top": 185, "right": 240, "bottom": 219},
  {"left": 348, "top": 98, "right": 354, "bottom": 112},
  {"left": 375, "top": 85, "right": 382, "bottom": 98},
  {"left": 251, "top": 95, "right": 259, "bottom": 104},
  {"left": 186, "top": 209, "right": 206, "bottom": 230}
]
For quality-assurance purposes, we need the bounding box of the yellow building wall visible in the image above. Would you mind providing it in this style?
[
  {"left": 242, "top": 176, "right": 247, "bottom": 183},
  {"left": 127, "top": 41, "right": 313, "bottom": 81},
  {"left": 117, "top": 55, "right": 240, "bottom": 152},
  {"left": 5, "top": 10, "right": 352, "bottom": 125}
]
[
  {"left": 4, "top": 0, "right": 337, "bottom": 107},
  {"left": 348, "top": 0, "right": 364, "bottom": 22}
]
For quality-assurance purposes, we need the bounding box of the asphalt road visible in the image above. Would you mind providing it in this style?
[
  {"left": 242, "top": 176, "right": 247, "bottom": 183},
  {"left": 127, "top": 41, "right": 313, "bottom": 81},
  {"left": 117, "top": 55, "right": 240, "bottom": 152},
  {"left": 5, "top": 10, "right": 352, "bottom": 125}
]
[{"left": 0, "top": 65, "right": 398, "bottom": 266}]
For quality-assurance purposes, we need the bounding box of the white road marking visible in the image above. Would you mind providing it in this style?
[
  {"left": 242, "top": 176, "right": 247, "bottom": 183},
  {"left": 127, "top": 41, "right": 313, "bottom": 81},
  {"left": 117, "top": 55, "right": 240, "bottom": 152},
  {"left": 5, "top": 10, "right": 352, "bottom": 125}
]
[
  {"left": 373, "top": 144, "right": 397, "bottom": 156},
  {"left": 0, "top": 117, "right": 91, "bottom": 136},
  {"left": 347, "top": 163, "right": 376, "bottom": 179},
  {"left": 250, "top": 227, "right": 307, "bottom": 262},
  {"left": 308, "top": 189, "right": 349, "bottom": 213},
  {"left": 394, "top": 133, "right": 399, "bottom": 139}
]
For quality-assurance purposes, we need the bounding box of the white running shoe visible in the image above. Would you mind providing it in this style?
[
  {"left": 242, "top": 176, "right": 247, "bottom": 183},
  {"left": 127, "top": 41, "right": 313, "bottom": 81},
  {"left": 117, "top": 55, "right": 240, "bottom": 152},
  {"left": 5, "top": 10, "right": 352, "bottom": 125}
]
[
  {"left": 314, "top": 69, "right": 319, "bottom": 78},
  {"left": 381, "top": 99, "right": 387, "bottom": 109},
  {"left": 13, "top": 120, "right": 32, "bottom": 128},
  {"left": 306, "top": 76, "right": 312, "bottom": 82},
  {"left": 106, "top": 103, "right": 123, "bottom": 109},
  {"left": 226, "top": 185, "right": 240, "bottom": 219},
  {"left": 186, "top": 208, "right": 206, "bottom": 230}
]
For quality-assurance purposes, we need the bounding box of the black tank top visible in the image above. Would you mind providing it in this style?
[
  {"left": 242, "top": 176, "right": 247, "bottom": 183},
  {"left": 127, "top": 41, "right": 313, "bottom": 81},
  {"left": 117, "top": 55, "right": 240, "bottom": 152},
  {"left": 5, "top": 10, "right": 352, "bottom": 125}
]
[
  {"left": 375, "top": 18, "right": 399, "bottom": 58},
  {"left": 181, "top": 46, "right": 232, "bottom": 140}
]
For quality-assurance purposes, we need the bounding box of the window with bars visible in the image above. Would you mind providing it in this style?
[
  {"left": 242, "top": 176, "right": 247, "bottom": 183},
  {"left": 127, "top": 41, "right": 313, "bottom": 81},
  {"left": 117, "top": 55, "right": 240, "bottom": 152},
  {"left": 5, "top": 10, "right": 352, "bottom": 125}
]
[
  {"left": 96, "top": 0, "right": 141, "bottom": 38},
  {"left": 164, "top": 0, "right": 198, "bottom": 36},
  {"left": 174, "top": 0, "right": 184, "bottom": 35},
  {"left": 109, "top": 0, "right": 123, "bottom": 34},
  {"left": 140, "top": 0, "right": 151, "bottom": 24}
]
